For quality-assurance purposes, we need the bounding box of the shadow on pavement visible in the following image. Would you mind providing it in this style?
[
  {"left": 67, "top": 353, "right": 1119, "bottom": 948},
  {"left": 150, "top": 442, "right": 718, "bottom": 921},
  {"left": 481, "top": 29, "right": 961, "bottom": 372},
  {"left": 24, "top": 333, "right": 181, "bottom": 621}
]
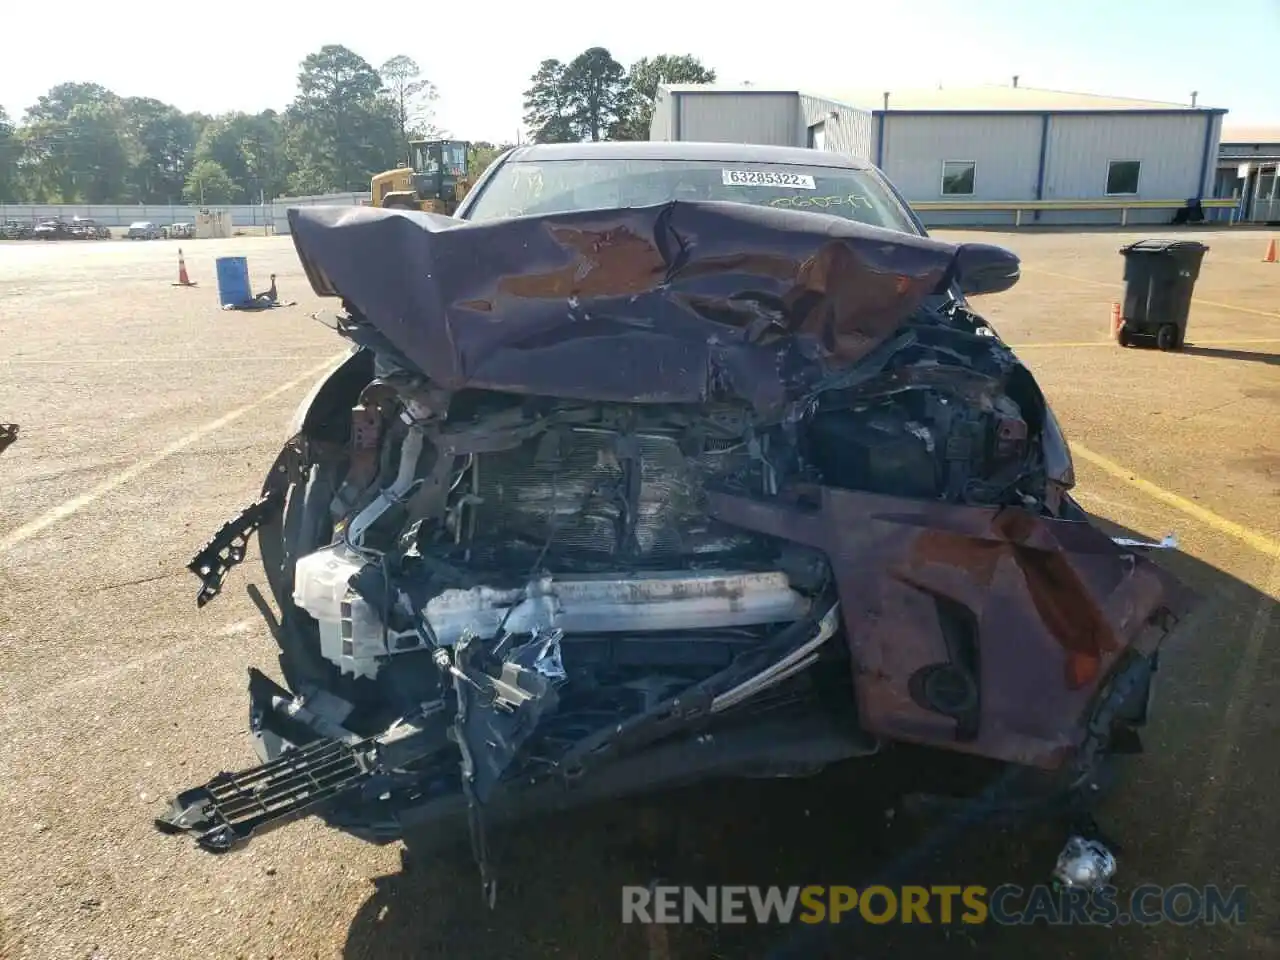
[
  {"left": 343, "top": 518, "right": 1278, "bottom": 960},
  {"left": 1181, "top": 345, "right": 1279, "bottom": 366}
]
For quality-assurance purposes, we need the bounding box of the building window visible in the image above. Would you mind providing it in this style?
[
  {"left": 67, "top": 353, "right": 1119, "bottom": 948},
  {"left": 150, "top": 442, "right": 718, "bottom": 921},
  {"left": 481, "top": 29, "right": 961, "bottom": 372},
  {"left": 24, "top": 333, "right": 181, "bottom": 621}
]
[
  {"left": 1106, "top": 160, "right": 1142, "bottom": 196},
  {"left": 941, "top": 161, "right": 976, "bottom": 196},
  {"left": 808, "top": 122, "right": 826, "bottom": 151}
]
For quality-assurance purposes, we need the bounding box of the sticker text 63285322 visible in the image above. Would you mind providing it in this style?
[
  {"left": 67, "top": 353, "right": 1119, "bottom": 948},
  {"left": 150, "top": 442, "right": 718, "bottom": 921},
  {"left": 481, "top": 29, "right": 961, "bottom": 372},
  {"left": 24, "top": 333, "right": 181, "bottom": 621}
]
[{"left": 721, "top": 169, "right": 817, "bottom": 189}]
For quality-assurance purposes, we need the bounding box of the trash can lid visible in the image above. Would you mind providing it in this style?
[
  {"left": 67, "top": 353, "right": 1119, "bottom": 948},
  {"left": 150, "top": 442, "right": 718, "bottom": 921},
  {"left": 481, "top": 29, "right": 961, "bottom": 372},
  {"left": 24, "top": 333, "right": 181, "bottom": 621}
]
[{"left": 1119, "top": 239, "right": 1210, "bottom": 255}]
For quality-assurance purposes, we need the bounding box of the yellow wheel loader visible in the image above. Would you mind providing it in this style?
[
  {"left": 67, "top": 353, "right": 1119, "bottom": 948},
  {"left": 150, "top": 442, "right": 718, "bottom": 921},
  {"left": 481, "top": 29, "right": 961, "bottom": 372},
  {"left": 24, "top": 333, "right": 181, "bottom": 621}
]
[{"left": 371, "top": 139, "right": 473, "bottom": 214}]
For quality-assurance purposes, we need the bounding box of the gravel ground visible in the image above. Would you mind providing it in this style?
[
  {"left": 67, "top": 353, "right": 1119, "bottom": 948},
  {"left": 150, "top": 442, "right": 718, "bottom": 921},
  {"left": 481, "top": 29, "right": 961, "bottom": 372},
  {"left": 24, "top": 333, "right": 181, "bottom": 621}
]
[{"left": 0, "top": 228, "right": 1276, "bottom": 960}]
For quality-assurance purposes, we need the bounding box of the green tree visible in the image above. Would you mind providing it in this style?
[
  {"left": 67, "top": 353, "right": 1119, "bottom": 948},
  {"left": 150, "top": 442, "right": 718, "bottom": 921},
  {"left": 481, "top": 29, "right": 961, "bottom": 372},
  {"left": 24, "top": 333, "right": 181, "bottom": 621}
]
[
  {"left": 64, "top": 100, "right": 132, "bottom": 203},
  {"left": 17, "top": 123, "right": 62, "bottom": 201},
  {"left": 194, "top": 111, "right": 291, "bottom": 202},
  {"left": 182, "top": 158, "right": 238, "bottom": 204},
  {"left": 187, "top": 111, "right": 213, "bottom": 150},
  {"left": 379, "top": 55, "right": 439, "bottom": 156},
  {"left": 523, "top": 48, "right": 631, "bottom": 143},
  {"left": 194, "top": 113, "right": 252, "bottom": 201},
  {"left": 616, "top": 54, "right": 716, "bottom": 140},
  {"left": 0, "top": 108, "right": 20, "bottom": 202},
  {"left": 562, "top": 47, "right": 629, "bottom": 141},
  {"left": 239, "top": 110, "right": 291, "bottom": 202},
  {"left": 121, "top": 97, "right": 196, "bottom": 203},
  {"left": 468, "top": 141, "right": 514, "bottom": 179},
  {"left": 522, "top": 59, "right": 576, "bottom": 143},
  {"left": 285, "top": 44, "right": 400, "bottom": 193},
  {"left": 284, "top": 166, "right": 334, "bottom": 197},
  {"left": 23, "top": 82, "right": 115, "bottom": 125},
  {"left": 20, "top": 82, "right": 121, "bottom": 201}
]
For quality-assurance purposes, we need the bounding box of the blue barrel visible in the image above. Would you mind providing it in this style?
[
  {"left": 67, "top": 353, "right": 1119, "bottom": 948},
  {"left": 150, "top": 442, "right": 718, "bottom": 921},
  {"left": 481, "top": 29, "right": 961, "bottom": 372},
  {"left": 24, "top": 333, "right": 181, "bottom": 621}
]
[{"left": 215, "top": 257, "right": 251, "bottom": 307}]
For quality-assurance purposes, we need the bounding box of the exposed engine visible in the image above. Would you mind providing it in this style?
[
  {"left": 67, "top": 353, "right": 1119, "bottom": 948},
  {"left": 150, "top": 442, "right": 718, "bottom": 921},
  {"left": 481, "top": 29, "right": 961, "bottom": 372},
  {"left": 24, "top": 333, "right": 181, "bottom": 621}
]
[
  {"left": 289, "top": 303, "right": 1049, "bottom": 699},
  {"left": 292, "top": 391, "right": 815, "bottom": 684}
]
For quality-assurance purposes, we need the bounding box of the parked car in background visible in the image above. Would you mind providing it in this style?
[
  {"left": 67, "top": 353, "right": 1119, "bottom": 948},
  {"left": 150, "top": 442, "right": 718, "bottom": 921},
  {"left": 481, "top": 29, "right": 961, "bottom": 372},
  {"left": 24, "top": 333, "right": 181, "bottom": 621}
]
[
  {"left": 1, "top": 220, "right": 34, "bottom": 240},
  {"left": 168, "top": 222, "right": 195, "bottom": 240},
  {"left": 33, "top": 219, "right": 75, "bottom": 240},
  {"left": 70, "top": 217, "right": 111, "bottom": 240},
  {"left": 127, "top": 221, "right": 164, "bottom": 240}
]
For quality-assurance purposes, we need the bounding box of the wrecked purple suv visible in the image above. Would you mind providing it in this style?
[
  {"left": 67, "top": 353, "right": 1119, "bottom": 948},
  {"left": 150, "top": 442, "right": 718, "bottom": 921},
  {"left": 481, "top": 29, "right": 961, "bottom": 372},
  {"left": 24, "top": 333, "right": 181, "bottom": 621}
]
[{"left": 160, "top": 142, "right": 1195, "bottom": 895}]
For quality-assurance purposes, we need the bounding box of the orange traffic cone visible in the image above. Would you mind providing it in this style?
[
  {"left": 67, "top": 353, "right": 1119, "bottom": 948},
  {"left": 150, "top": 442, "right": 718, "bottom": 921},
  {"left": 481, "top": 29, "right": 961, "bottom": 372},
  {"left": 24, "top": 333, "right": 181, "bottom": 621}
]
[
  {"left": 1110, "top": 302, "right": 1123, "bottom": 338},
  {"left": 1264, "top": 238, "right": 1277, "bottom": 263},
  {"left": 172, "top": 248, "right": 197, "bottom": 287}
]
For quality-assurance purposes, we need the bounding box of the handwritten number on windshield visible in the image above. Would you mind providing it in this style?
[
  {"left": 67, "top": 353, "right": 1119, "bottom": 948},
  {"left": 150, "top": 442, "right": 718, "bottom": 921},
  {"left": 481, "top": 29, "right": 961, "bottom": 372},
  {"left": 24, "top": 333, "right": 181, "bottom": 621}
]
[{"left": 768, "top": 195, "right": 872, "bottom": 210}]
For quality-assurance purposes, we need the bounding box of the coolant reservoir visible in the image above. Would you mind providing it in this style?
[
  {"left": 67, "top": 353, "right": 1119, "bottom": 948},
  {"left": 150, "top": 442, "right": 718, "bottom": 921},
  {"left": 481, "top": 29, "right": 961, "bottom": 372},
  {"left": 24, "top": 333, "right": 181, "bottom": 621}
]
[
  {"left": 292, "top": 544, "right": 392, "bottom": 679},
  {"left": 292, "top": 544, "right": 366, "bottom": 622}
]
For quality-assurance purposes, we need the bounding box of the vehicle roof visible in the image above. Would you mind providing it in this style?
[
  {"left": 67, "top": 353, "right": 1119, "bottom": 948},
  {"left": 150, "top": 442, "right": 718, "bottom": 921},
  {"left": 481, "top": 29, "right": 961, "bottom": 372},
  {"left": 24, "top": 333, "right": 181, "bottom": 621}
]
[
  {"left": 503, "top": 141, "right": 875, "bottom": 170},
  {"left": 130, "top": 221, "right": 154, "bottom": 225}
]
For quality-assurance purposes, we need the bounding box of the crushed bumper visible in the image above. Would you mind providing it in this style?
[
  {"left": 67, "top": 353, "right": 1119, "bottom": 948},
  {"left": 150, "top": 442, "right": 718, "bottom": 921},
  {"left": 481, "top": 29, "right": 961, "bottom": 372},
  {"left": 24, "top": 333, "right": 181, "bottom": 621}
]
[{"left": 155, "top": 661, "right": 880, "bottom": 853}]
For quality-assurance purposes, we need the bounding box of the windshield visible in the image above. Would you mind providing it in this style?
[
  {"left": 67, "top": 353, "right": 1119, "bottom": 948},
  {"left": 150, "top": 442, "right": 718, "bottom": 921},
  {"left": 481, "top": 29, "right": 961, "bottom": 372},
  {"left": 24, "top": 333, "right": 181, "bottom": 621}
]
[{"left": 464, "top": 157, "right": 916, "bottom": 233}]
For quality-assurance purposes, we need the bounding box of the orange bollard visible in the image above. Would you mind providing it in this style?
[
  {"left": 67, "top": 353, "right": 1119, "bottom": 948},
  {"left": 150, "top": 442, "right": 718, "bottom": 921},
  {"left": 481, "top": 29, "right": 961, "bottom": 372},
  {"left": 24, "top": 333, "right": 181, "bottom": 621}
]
[
  {"left": 1264, "top": 238, "right": 1277, "bottom": 263},
  {"left": 1110, "top": 302, "right": 1123, "bottom": 337},
  {"left": 173, "top": 248, "right": 197, "bottom": 287}
]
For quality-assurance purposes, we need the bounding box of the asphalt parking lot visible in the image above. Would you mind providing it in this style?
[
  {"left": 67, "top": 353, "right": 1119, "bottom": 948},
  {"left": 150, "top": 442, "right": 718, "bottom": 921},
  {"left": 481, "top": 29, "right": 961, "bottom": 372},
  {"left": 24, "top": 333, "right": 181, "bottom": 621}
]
[{"left": 1, "top": 226, "right": 1277, "bottom": 960}]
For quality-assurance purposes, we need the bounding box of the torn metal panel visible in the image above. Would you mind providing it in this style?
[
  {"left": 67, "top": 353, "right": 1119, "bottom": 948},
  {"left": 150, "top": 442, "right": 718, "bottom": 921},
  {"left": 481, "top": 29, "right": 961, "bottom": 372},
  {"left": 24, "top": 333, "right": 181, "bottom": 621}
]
[
  {"left": 706, "top": 485, "right": 1197, "bottom": 768},
  {"left": 286, "top": 202, "right": 972, "bottom": 413}
]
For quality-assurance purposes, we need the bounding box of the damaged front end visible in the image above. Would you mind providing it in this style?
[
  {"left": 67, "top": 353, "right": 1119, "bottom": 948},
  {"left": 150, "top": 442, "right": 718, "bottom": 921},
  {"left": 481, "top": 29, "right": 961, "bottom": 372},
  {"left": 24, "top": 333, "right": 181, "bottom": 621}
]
[{"left": 161, "top": 203, "right": 1196, "bottom": 893}]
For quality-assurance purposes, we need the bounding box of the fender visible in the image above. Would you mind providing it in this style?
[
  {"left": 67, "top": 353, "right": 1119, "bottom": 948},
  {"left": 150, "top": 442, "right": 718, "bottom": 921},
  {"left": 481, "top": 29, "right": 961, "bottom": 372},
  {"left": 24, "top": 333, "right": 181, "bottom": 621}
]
[{"left": 286, "top": 346, "right": 375, "bottom": 440}]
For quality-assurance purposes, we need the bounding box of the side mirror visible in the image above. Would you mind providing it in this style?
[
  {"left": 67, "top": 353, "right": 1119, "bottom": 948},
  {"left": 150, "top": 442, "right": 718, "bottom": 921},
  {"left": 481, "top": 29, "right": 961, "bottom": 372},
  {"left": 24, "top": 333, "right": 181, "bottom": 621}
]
[{"left": 954, "top": 242, "right": 1021, "bottom": 297}]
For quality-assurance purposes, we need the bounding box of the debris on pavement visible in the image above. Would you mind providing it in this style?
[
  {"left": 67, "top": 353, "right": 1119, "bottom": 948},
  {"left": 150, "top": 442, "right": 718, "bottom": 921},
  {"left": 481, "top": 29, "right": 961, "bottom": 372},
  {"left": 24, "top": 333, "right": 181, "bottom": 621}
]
[
  {"left": 221, "top": 273, "right": 296, "bottom": 311},
  {"left": 1052, "top": 835, "right": 1118, "bottom": 891}
]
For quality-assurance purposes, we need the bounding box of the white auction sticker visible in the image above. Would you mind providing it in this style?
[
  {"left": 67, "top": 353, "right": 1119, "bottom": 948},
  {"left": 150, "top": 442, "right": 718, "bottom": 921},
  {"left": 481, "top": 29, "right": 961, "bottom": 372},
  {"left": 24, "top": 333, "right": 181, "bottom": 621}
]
[{"left": 721, "top": 169, "right": 817, "bottom": 189}]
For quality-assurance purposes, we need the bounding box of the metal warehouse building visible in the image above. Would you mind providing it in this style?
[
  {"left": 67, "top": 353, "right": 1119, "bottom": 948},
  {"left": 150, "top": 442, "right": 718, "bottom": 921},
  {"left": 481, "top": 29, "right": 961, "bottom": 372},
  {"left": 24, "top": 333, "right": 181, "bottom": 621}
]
[
  {"left": 1215, "top": 126, "right": 1280, "bottom": 223},
  {"left": 649, "top": 83, "right": 1226, "bottom": 226}
]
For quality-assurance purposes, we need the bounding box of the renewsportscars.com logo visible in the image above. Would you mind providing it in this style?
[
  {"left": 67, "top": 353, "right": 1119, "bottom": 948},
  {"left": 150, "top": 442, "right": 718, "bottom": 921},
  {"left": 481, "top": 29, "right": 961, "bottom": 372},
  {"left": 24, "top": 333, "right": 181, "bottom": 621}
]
[{"left": 622, "top": 884, "right": 1248, "bottom": 927}]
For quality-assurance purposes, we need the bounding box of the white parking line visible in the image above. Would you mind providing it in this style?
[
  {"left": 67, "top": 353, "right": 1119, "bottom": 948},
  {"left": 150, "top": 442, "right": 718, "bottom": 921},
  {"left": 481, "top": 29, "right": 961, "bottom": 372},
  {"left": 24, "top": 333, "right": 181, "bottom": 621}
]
[
  {"left": 0, "top": 352, "right": 346, "bottom": 554},
  {"left": 0, "top": 638, "right": 206, "bottom": 721}
]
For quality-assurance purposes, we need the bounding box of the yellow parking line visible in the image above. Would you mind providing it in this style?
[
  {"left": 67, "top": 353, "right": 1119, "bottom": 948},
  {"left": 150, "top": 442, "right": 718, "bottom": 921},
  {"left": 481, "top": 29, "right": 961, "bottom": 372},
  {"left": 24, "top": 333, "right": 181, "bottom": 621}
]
[
  {"left": 1189, "top": 299, "right": 1280, "bottom": 320},
  {"left": 0, "top": 353, "right": 347, "bottom": 554},
  {"left": 1026, "top": 267, "right": 1114, "bottom": 288},
  {"left": 0, "top": 356, "right": 338, "bottom": 365},
  {"left": 1025, "top": 267, "right": 1280, "bottom": 320},
  {"left": 1071, "top": 441, "right": 1280, "bottom": 558},
  {"left": 1182, "top": 343, "right": 1280, "bottom": 350},
  {"left": 1011, "top": 338, "right": 1280, "bottom": 349}
]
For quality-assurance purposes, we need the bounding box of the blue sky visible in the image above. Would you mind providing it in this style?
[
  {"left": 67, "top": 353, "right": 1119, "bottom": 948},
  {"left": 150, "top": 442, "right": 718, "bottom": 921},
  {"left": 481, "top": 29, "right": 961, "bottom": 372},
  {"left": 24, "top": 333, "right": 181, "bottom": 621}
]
[{"left": 2, "top": 0, "right": 1275, "bottom": 140}]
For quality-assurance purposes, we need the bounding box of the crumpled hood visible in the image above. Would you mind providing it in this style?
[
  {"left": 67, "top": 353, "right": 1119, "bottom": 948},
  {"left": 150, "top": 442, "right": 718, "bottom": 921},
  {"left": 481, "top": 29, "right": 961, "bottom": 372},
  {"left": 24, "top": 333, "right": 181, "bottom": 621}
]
[{"left": 288, "top": 201, "right": 981, "bottom": 409}]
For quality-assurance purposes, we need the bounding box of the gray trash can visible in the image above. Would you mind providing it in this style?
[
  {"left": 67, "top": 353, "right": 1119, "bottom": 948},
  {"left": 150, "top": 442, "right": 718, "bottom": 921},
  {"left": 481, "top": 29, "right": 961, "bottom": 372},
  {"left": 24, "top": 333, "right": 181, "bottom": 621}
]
[{"left": 1117, "top": 240, "right": 1209, "bottom": 350}]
